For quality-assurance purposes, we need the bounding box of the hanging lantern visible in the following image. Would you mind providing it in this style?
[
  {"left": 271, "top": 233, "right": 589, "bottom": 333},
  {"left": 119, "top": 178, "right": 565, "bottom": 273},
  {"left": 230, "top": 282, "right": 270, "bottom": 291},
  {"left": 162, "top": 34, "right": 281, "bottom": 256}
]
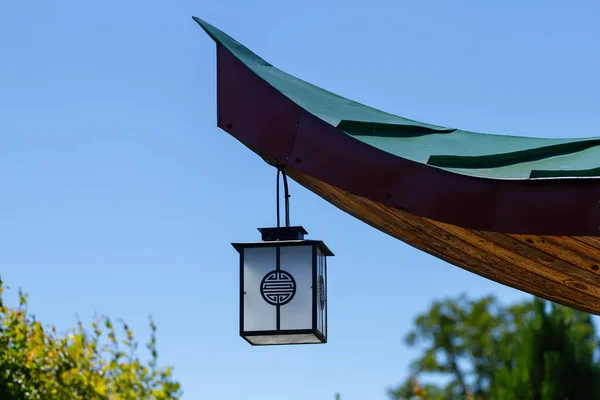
[{"left": 232, "top": 168, "right": 334, "bottom": 345}]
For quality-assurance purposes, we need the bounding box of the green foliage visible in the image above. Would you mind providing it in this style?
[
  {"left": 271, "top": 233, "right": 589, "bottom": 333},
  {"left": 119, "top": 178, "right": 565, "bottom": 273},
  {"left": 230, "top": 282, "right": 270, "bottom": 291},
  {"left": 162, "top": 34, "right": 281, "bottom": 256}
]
[
  {"left": 0, "top": 277, "right": 182, "bottom": 400},
  {"left": 493, "top": 299, "right": 600, "bottom": 400},
  {"left": 390, "top": 376, "right": 446, "bottom": 400},
  {"left": 389, "top": 295, "right": 600, "bottom": 400}
]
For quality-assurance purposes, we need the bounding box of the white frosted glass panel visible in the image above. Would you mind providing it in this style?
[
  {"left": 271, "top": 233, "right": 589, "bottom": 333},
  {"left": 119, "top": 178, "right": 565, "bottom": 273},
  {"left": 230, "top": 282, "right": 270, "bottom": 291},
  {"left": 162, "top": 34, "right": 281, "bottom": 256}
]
[
  {"left": 317, "top": 253, "right": 323, "bottom": 333},
  {"left": 321, "top": 266, "right": 327, "bottom": 337},
  {"left": 243, "top": 247, "right": 277, "bottom": 331},
  {"left": 317, "top": 248, "right": 327, "bottom": 338},
  {"left": 279, "top": 245, "right": 313, "bottom": 330}
]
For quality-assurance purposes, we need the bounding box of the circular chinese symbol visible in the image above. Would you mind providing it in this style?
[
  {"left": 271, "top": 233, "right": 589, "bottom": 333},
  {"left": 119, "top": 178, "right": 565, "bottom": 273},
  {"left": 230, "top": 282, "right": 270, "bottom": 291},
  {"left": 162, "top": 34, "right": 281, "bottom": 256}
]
[
  {"left": 318, "top": 274, "right": 326, "bottom": 311},
  {"left": 260, "top": 270, "right": 296, "bottom": 306}
]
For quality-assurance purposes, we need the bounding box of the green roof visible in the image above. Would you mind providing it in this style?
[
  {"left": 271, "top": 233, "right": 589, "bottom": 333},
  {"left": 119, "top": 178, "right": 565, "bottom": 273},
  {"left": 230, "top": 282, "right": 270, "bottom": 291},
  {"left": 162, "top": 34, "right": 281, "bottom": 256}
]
[{"left": 194, "top": 17, "right": 600, "bottom": 180}]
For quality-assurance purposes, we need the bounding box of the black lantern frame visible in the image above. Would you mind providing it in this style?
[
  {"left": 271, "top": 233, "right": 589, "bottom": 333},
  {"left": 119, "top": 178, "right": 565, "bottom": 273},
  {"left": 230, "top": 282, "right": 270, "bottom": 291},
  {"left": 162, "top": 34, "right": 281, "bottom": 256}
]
[{"left": 232, "top": 226, "right": 334, "bottom": 346}]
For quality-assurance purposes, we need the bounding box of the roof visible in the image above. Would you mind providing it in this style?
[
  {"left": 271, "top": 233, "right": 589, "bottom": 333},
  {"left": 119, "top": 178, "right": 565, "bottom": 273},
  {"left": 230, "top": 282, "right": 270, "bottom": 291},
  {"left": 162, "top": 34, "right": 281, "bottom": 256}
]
[
  {"left": 193, "top": 17, "right": 600, "bottom": 314},
  {"left": 194, "top": 17, "right": 600, "bottom": 181}
]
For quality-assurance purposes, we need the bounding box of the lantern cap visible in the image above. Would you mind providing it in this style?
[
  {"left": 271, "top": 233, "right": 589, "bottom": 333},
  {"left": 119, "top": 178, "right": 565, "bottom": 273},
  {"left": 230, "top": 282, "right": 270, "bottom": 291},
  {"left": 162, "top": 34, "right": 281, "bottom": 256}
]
[
  {"left": 231, "top": 225, "right": 334, "bottom": 256},
  {"left": 231, "top": 239, "right": 334, "bottom": 256},
  {"left": 257, "top": 226, "right": 308, "bottom": 241}
]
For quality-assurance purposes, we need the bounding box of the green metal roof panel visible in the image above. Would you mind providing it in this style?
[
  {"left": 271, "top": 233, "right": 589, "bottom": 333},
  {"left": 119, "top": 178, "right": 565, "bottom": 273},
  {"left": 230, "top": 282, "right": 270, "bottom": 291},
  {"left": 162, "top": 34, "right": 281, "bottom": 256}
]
[{"left": 193, "top": 17, "right": 600, "bottom": 180}]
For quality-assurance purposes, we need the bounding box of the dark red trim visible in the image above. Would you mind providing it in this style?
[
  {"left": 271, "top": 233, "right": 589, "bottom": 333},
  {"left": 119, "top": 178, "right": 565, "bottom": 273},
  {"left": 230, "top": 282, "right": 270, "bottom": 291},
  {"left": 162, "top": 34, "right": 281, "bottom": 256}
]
[
  {"left": 216, "top": 46, "right": 600, "bottom": 236},
  {"left": 216, "top": 46, "right": 302, "bottom": 162}
]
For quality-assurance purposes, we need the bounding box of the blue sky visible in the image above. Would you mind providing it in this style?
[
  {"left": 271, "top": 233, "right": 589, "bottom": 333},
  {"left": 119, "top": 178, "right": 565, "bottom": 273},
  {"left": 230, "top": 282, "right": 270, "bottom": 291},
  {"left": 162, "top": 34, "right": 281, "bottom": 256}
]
[{"left": 2, "top": 1, "right": 600, "bottom": 399}]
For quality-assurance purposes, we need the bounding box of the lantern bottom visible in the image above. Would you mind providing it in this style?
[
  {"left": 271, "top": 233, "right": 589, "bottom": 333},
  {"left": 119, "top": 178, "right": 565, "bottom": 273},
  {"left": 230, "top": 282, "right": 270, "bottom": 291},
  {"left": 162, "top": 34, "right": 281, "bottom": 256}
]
[{"left": 243, "top": 332, "right": 326, "bottom": 346}]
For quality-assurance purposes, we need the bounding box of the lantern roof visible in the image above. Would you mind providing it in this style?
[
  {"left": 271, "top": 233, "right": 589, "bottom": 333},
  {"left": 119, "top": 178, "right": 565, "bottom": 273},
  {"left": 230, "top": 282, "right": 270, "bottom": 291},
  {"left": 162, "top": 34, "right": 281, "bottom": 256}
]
[
  {"left": 193, "top": 17, "right": 600, "bottom": 315},
  {"left": 232, "top": 226, "right": 333, "bottom": 256},
  {"left": 231, "top": 239, "right": 334, "bottom": 257}
]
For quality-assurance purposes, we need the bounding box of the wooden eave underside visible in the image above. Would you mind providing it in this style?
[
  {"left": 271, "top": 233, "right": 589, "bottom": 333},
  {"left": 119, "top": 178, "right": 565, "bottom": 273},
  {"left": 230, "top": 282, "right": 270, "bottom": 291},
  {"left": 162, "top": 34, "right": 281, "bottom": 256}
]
[
  {"left": 287, "top": 167, "right": 600, "bottom": 314},
  {"left": 194, "top": 19, "right": 600, "bottom": 314}
]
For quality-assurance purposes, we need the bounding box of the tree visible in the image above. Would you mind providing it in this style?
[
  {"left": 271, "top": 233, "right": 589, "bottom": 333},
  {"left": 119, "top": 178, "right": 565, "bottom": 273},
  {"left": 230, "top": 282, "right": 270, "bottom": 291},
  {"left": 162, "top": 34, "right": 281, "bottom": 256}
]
[
  {"left": 389, "top": 295, "right": 600, "bottom": 400},
  {"left": 0, "top": 276, "right": 182, "bottom": 400},
  {"left": 493, "top": 299, "right": 600, "bottom": 400}
]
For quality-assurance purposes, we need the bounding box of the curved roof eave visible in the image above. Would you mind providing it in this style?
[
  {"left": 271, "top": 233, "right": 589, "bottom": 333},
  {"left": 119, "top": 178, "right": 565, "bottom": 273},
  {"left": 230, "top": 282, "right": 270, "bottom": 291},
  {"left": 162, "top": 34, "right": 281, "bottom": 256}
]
[
  {"left": 193, "top": 16, "right": 600, "bottom": 237},
  {"left": 193, "top": 17, "right": 600, "bottom": 314}
]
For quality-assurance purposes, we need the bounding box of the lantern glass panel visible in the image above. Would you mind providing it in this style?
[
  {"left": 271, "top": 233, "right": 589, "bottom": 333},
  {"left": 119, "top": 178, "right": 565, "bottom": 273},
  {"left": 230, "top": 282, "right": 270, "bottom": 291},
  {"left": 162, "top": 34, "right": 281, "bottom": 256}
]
[
  {"left": 242, "top": 246, "right": 277, "bottom": 332},
  {"left": 279, "top": 245, "right": 313, "bottom": 330},
  {"left": 316, "top": 247, "right": 327, "bottom": 337}
]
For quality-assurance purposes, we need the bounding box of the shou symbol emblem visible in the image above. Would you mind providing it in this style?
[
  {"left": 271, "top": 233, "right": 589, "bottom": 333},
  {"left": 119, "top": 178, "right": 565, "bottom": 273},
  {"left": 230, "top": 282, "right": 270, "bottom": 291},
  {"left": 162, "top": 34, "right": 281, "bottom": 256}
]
[
  {"left": 318, "top": 274, "right": 325, "bottom": 310},
  {"left": 260, "top": 270, "right": 296, "bottom": 306}
]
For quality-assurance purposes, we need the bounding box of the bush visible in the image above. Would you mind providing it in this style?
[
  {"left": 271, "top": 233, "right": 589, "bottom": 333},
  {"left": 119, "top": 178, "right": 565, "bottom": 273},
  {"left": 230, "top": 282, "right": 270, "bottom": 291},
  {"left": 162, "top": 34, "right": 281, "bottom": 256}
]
[{"left": 0, "top": 277, "right": 182, "bottom": 399}]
